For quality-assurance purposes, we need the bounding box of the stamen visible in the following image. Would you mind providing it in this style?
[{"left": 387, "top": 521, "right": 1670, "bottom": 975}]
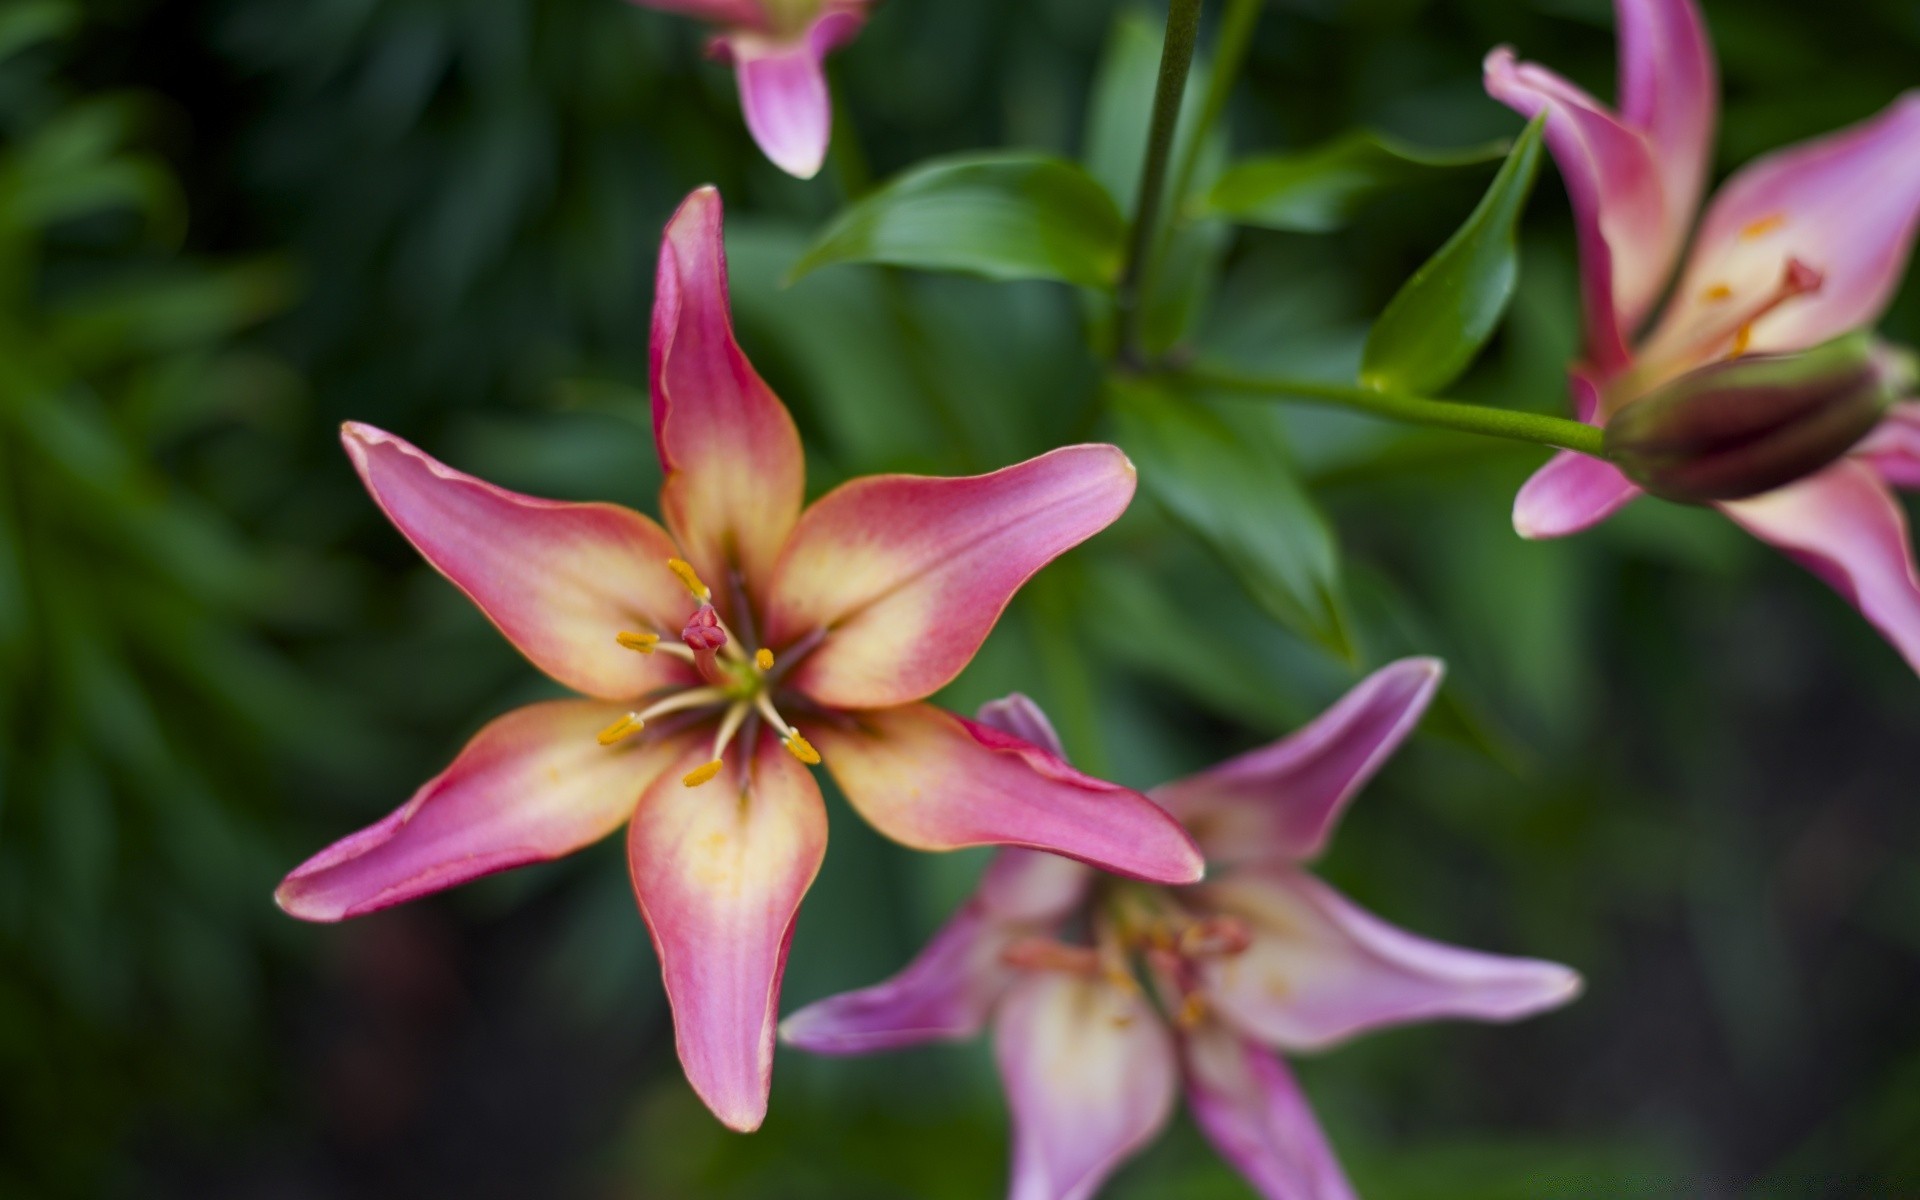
[
  {"left": 1741, "top": 213, "right": 1788, "bottom": 240},
  {"left": 711, "top": 700, "right": 750, "bottom": 762},
  {"left": 784, "top": 732, "right": 821, "bottom": 765},
  {"left": 1703, "top": 283, "right": 1733, "bottom": 303},
  {"left": 755, "top": 648, "right": 774, "bottom": 671},
  {"left": 626, "top": 686, "right": 730, "bottom": 727},
  {"left": 682, "top": 760, "right": 724, "bottom": 788},
  {"left": 596, "top": 713, "right": 645, "bottom": 745},
  {"left": 666, "top": 558, "right": 711, "bottom": 602},
  {"left": 615, "top": 631, "right": 659, "bottom": 654},
  {"left": 1002, "top": 937, "right": 1100, "bottom": 974},
  {"left": 1731, "top": 324, "right": 1754, "bottom": 358},
  {"left": 1174, "top": 991, "right": 1208, "bottom": 1029}
]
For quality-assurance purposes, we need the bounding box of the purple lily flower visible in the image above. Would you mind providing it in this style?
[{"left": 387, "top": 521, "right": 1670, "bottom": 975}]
[{"left": 782, "top": 661, "right": 1581, "bottom": 1199}]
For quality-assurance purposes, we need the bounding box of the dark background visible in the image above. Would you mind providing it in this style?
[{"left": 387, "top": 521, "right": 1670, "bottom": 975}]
[{"left": 4, "top": 0, "right": 1920, "bottom": 1195}]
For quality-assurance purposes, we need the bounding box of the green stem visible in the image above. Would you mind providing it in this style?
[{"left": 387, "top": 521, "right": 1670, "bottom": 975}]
[
  {"left": 1153, "top": 0, "right": 1261, "bottom": 263},
  {"left": 1115, "top": 0, "right": 1204, "bottom": 367},
  {"left": 1186, "top": 366, "right": 1608, "bottom": 456}
]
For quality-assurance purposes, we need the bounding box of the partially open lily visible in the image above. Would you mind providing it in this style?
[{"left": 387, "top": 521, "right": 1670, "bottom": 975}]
[
  {"left": 275, "top": 186, "right": 1202, "bottom": 1133},
  {"left": 782, "top": 662, "right": 1580, "bottom": 1200},
  {"left": 633, "top": 0, "right": 869, "bottom": 179},
  {"left": 1485, "top": 0, "right": 1920, "bottom": 673}
]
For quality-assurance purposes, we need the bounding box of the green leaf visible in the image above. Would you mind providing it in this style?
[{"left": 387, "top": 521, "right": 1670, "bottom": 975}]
[
  {"left": 1110, "top": 377, "right": 1352, "bottom": 657},
  {"left": 788, "top": 153, "right": 1126, "bottom": 289},
  {"left": 1201, "top": 131, "right": 1510, "bottom": 233},
  {"left": 0, "top": 0, "right": 74, "bottom": 62},
  {"left": 1358, "top": 116, "right": 1545, "bottom": 395}
]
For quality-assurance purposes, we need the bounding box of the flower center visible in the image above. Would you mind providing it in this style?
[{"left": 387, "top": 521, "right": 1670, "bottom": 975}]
[{"left": 595, "top": 557, "right": 819, "bottom": 786}]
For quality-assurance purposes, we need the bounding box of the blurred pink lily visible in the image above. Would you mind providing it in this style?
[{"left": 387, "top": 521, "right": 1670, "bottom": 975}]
[
  {"left": 275, "top": 186, "right": 1202, "bottom": 1133},
  {"left": 634, "top": 0, "right": 870, "bottom": 179},
  {"left": 1485, "top": 0, "right": 1920, "bottom": 672},
  {"left": 782, "top": 661, "right": 1580, "bottom": 1200}
]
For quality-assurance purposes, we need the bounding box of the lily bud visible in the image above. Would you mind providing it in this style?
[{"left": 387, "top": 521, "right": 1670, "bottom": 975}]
[{"left": 1603, "top": 335, "right": 1902, "bottom": 503}]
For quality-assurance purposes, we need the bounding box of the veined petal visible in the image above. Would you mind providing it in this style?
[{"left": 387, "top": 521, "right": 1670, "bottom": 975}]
[
  {"left": 765, "top": 446, "right": 1136, "bottom": 710},
  {"left": 1484, "top": 49, "right": 1672, "bottom": 369},
  {"left": 651, "top": 188, "right": 805, "bottom": 603},
  {"left": 628, "top": 733, "right": 828, "bottom": 1131},
  {"left": 342, "top": 424, "right": 696, "bottom": 700},
  {"left": 1513, "top": 450, "right": 1643, "bottom": 540},
  {"left": 996, "top": 973, "right": 1178, "bottom": 1200},
  {"left": 1182, "top": 1024, "right": 1357, "bottom": 1200},
  {"left": 812, "top": 704, "right": 1204, "bottom": 885},
  {"left": 1855, "top": 401, "right": 1920, "bottom": 490},
  {"left": 718, "top": 11, "right": 863, "bottom": 180},
  {"left": 276, "top": 701, "right": 677, "bottom": 921},
  {"left": 1648, "top": 93, "right": 1920, "bottom": 366},
  {"left": 1196, "top": 867, "right": 1582, "bottom": 1052},
  {"left": 1720, "top": 460, "right": 1920, "bottom": 675},
  {"left": 1152, "top": 659, "right": 1443, "bottom": 867},
  {"left": 1616, "top": 0, "right": 1716, "bottom": 254}
]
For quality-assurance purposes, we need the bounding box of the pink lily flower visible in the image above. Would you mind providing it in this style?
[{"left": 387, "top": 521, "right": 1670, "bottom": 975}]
[
  {"left": 633, "top": 0, "right": 870, "bottom": 179},
  {"left": 782, "top": 660, "right": 1581, "bottom": 1200},
  {"left": 275, "top": 186, "right": 1203, "bottom": 1133},
  {"left": 1484, "top": 0, "right": 1920, "bottom": 672}
]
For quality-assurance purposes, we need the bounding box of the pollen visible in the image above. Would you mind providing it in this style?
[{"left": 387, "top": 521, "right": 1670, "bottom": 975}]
[
  {"left": 596, "top": 713, "right": 645, "bottom": 745},
  {"left": 784, "top": 732, "right": 821, "bottom": 765},
  {"left": 1175, "top": 992, "right": 1209, "bottom": 1030},
  {"left": 666, "top": 557, "right": 711, "bottom": 601},
  {"left": 615, "top": 631, "right": 659, "bottom": 653},
  {"left": 1731, "top": 323, "right": 1754, "bottom": 358},
  {"left": 755, "top": 648, "right": 774, "bottom": 671},
  {"left": 682, "top": 759, "right": 725, "bottom": 788},
  {"left": 1741, "top": 213, "right": 1787, "bottom": 240},
  {"left": 1703, "top": 283, "right": 1733, "bottom": 302}
]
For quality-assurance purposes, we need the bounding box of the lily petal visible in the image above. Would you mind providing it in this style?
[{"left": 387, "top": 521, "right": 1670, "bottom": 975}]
[
  {"left": 1720, "top": 460, "right": 1920, "bottom": 675},
  {"left": 996, "top": 972, "right": 1179, "bottom": 1200},
  {"left": 652, "top": 188, "right": 805, "bottom": 602},
  {"left": 629, "top": 0, "right": 769, "bottom": 28},
  {"left": 1513, "top": 450, "right": 1643, "bottom": 540},
  {"left": 628, "top": 733, "right": 828, "bottom": 1131},
  {"left": 1616, "top": 0, "right": 1716, "bottom": 260},
  {"left": 765, "top": 446, "right": 1136, "bottom": 710},
  {"left": 1153, "top": 659, "right": 1443, "bottom": 867},
  {"left": 1855, "top": 401, "right": 1920, "bottom": 490},
  {"left": 976, "top": 693, "right": 1067, "bottom": 757},
  {"left": 1484, "top": 48, "right": 1672, "bottom": 369},
  {"left": 276, "top": 701, "right": 677, "bottom": 921},
  {"left": 717, "top": 11, "right": 863, "bottom": 180},
  {"left": 1197, "top": 867, "right": 1582, "bottom": 1052},
  {"left": 1182, "top": 1024, "right": 1357, "bottom": 1200},
  {"left": 1649, "top": 93, "right": 1920, "bottom": 365},
  {"left": 812, "top": 704, "right": 1204, "bottom": 885},
  {"left": 342, "top": 424, "right": 696, "bottom": 700}
]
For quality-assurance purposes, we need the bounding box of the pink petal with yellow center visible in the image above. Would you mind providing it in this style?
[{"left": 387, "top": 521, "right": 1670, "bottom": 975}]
[
  {"left": 812, "top": 704, "right": 1204, "bottom": 885},
  {"left": 1648, "top": 93, "right": 1920, "bottom": 366},
  {"left": 716, "top": 11, "right": 863, "bottom": 180},
  {"left": 1195, "top": 867, "right": 1582, "bottom": 1052},
  {"left": 1152, "top": 659, "right": 1443, "bottom": 868},
  {"left": 765, "top": 445, "right": 1136, "bottom": 709},
  {"left": 652, "top": 188, "right": 805, "bottom": 602},
  {"left": 1181, "top": 1023, "right": 1357, "bottom": 1200},
  {"left": 628, "top": 733, "right": 827, "bottom": 1132},
  {"left": 996, "top": 972, "right": 1178, "bottom": 1200},
  {"left": 1720, "top": 460, "right": 1920, "bottom": 675},
  {"left": 1855, "top": 401, "right": 1920, "bottom": 490},
  {"left": 1513, "top": 449, "right": 1643, "bottom": 540},
  {"left": 276, "top": 701, "right": 680, "bottom": 922}
]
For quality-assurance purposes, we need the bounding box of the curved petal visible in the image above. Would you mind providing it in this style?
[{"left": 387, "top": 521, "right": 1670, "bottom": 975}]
[
  {"left": 1484, "top": 49, "right": 1672, "bottom": 369},
  {"left": 1513, "top": 450, "right": 1643, "bottom": 540},
  {"left": 628, "top": 732, "right": 828, "bottom": 1131},
  {"left": 718, "top": 11, "right": 863, "bottom": 180},
  {"left": 1196, "top": 868, "right": 1582, "bottom": 1052},
  {"left": 1182, "top": 1024, "right": 1356, "bottom": 1200},
  {"left": 978, "top": 848, "right": 1096, "bottom": 925},
  {"left": 1616, "top": 0, "right": 1716, "bottom": 251},
  {"left": 276, "top": 701, "right": 676, "bottom": 921},
  {"left": 1721, "top": 460, "right": 1920, "bottom": 675},
  {"left": 996, "top": 972, "right": 1178, "bottom": 1200},
  {"left": 812, "top": 704, "right": 1204, "bottom": 885},
  {"left": 1648, "top": 93, "right": 1920, "bottom": 366},
  {"left": 342, "top": 424, "right": 696, "bottom": 700},
  {"left": 1152, "top": 658, "right": 1443, "bottom": 867},
  {"left": 765, "top": 446, "right": 1136, "bottom": 709},
  {"left": 1855, "top": 401, "right": 1920, "bottom": 490},
  {"left": 651, "top": 188, "right": 805, "bottom": 603},
  {"left": 975, "top": 693, "right": 1066, "bottom": 757}
]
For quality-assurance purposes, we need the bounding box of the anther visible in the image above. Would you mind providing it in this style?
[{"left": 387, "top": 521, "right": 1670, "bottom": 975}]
[
  {"left": 596, "top": 713, "right": 645, "bottom": 745},
  {"left": 1175, "top": 992, "right": 1208, "bottom": 1029},
  {"left": 666, "top": 558, "right": 711, "bottom": 602},
  {"left": 615, "top": 631, "right": 659, "bottom": 654},
  {"left": 755, "top": 648, "right": 774, "bottom": 671},
  {"left": 784, "top": 732, "right": 821, "bottom": 765},
  {"left": 682, "top": 759, "right": 724, "bottom": 788},
  {"left": 1703, "top": 283, "right": 1733, "bottom": 303}
]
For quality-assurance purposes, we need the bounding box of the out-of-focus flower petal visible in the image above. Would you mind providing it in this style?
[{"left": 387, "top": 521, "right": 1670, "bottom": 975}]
[
  {"left": 1616, "top": 0, "right": 1716, "bottom": 254},
  {"left": 717, "top": 11, "right": 863, "bottom": 180},
  {"left": 976, "top": 693, "right": 1067, "bottom": 757},
  {"left": 996, "top": 972, "right": 1178, "bottom": 1200},
  {"left": 1513, "top": 450, "right": 1643, "bottom": 540},
  {"left": 1720, "top": 460, "right": 1920, "bottom": 675},
  {"left": 1484, "top": 49, "right": 1672, "bottom": 369},
  {"left": 1182, "top": 1023, "right": 1357, "bottom": 1200},
  {"left": 651, "top": 187, "right": 805, "bottom": 603},
  {"left": 1196, "top": 868, "right": 1582, "bottom": 1052},
  {"left": 811, "top": 704, "right": 1204, "bottom": 885},
  {"left": 277, "top": 702, "right": 679, "bottom": 921},
  {"left": 1856, "top": 401, "right": 1920, "bottom": 490},
  {"left": 765, "top": 446, "right": 1136, "bottom": 709},
  {"left": 341, "top": 424, "right": 696, "bottom": 700},
  {"left": 1647, "top": 93, "right": 1920, "bottom": 364},
  {"left": 629, "top": 0, "right": 769, "bottom": 27},
  {"left": 1153, "top": 659, "right": 1443, "bottom": 867},
  {"left": 628, "top": 734, "right": 827, "bottom": 1132},
  {"left": 977, "top": 848, "right": 1096, "bottom": 925}
]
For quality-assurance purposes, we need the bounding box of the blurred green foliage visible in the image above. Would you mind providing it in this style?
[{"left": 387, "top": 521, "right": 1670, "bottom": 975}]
[{"left": 3, "top": 0, "right": 1920, "bottom": 1196}]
